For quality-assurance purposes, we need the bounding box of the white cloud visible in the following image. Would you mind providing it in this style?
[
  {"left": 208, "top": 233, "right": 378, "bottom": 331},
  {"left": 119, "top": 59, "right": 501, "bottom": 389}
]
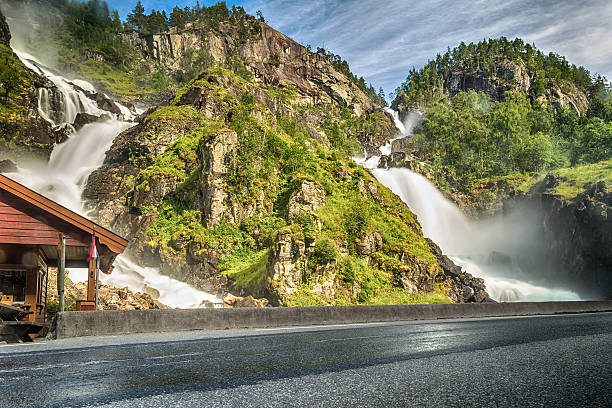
[{"left": 244, "top": 0, "right": 612, "bottom": 94}]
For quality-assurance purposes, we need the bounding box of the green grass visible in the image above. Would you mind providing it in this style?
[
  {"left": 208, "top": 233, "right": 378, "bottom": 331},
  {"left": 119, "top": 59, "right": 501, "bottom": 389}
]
[
  {"left": 548, "top": 160, "right": 612, "bottom": 200},
  {"left": 0, "top": 44, "right": 32, "bottom": 124},
  {"left": 220, "top": 248, "right": 269, "bottom": 292},
  {"left": 286, "top": 285, "right": 329, "bottom": 307},
  {"left": 517, "top": 159, "right": 612, "bottom": 201},
  {"left": 365, "top": 283, "right": 451, "bottom": 305}
]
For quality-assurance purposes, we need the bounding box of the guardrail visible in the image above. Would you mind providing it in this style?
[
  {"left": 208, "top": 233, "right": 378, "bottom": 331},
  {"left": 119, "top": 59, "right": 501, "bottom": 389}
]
[{"left": 49, "top": 301, "right": 612, "bottom": 339}]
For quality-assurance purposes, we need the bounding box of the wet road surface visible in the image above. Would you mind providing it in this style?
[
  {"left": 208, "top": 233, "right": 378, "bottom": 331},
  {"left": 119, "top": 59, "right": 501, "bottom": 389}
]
[{"left": 1, "top": 313, "right": 611, "bottom": 407}]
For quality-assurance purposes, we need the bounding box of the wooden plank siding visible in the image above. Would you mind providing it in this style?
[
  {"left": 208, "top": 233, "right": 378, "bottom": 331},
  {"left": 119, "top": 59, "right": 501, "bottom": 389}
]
[
  {"left": 0, "top": 200, "right": 85, "bottom": 247},
  {"left": 0, "top": 175, "right": 128, "bottom": 253}
]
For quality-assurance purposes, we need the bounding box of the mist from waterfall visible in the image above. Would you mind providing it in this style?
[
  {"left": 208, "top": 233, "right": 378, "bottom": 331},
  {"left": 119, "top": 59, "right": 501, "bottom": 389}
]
[
  {"left": 363, "top": 111, "right": 580, "bottom": 302},
  {"left": 3, "top": 45, "right": 222, "bottom": 308}
]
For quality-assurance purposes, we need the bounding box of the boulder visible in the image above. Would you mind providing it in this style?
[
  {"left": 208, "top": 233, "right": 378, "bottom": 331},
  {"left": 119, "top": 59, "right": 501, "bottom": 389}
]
[
  {"left": 0, "top": 159, "right": 17, "bottom": 173},
  {"left": 223, "top": 293, "right": 268, "bottom": 308},
  {"left": 72, "top": 112, "right": 110, "bottom": 131}
]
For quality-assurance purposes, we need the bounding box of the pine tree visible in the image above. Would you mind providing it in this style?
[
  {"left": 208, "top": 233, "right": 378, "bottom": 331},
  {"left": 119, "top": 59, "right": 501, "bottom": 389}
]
[
  {"left": 170, "top": 6, "right": 188, "bottom": 29},
  {"left": 126, "top": 0, "right": 146, "bottom": 31}
]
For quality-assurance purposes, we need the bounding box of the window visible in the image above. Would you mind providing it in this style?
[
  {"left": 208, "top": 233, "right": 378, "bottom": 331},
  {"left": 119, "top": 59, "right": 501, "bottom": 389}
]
[{"left": 0, "top": 269, "right": 27, "bottom": 302}]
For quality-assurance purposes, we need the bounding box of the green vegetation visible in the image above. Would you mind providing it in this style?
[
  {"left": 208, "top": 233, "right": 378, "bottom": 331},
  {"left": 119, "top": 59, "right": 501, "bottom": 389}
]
[
  {"left": 395, "top": 37, "right": 612, "bottom": 194},
  {"left": 0, "top": 43, "right": 32, "bottom": 124},
  {"left": 364, "top": 283, "right": 451, "bottom": 305},
  {"left": 286, "top": 285, "right": 328, "bottom": 307},
  {"left": 395, "top": 37, "right": 598, "bottom": 107},
  {"left": 219, "top": 248, "right": 269, "bottom": 293},
  {"left": 413, "top": 89, "right": 612, "bottom": 192},
  {"left": 517, "top": 159, "right": 612, "bottom": 201},
  {"left": 133, "top": 67, "right": 445, "bottom": 306}
]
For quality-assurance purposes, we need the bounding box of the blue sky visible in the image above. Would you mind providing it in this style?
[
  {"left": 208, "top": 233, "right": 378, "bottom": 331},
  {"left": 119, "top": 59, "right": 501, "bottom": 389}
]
[{"left": 107, "top": 0, "right": 612, "bottom": 96}]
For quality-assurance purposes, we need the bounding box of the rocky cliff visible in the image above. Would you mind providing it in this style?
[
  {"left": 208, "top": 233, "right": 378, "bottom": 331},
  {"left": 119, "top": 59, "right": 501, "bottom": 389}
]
[
  {"left": 83, "top": 66, "right": 488, "bottom": 306},
  {"left": 393, "top": 60, "right": 588, "bottom": 116},
  {"left": 118, "top": 17, "right": 396, "bottom": 154},
  {"left": 124, "top": 20, "right": 375, "bottom": 113},
  {"left": 504, "top": 175, "right": 611, "bottom": 299}
]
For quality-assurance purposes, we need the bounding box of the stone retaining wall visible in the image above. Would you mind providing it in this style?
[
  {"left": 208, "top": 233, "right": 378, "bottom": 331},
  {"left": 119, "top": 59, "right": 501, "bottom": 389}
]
[{"left": 51, "top": 301, "right": 612, "bottom": 339}]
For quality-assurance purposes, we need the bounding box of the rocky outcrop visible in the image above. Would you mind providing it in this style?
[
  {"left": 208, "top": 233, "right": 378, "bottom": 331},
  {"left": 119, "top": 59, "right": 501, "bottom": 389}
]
[
  {"left": 394, "top": 253, "right": 435, "bottom": 294},
  {"left": 355, "top": 231, "right": 383, "bottom": 255},
  {"left": 445, "top": 61, "right": 531, "bottom": 102},
  {"left": 505, "top": 180, "right": 612, "bottom": 299},
  {"left": 124, "top": 21, "right": 376, "bottom": 117},
  {"left": 392, "top": 59, "right": 589, "bottom": 117},
  {"left": 426, "top": 239, "right": 491, "bottom": 303},
  {"left": 200, "top": 130, "right": 238, "bottom": 228},
  {"left": 286, "top": 179, "right": 326, "bottom": 222},
  {"left": 267, "top": 227, "right": 306, "bottom": 304}
]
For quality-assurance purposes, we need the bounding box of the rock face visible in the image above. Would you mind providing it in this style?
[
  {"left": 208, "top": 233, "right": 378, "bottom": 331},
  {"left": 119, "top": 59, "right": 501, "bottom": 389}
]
[
  {"left": 267, "top": 227, "right": 306, "bottom": 302},
  {"left": 0, "top": 8, "right": 10, "bottom": 46},
  {"left": 200, "top": 130, "right": 238, "bottom": 228},
  {"left": 286, "top": 180, "right": 326, "bottom": 222},
  {"left": 124, "top": 21, "right": 376, "bottom": 117},
  {"left": 392, "top": 59, "right": 589, "bottom": 117},
  {"left": 445, "top": 61, "right": 531, "bottom": 102},
  {"left": 505, "top": 180, "right": 612, "bottom": 299}
]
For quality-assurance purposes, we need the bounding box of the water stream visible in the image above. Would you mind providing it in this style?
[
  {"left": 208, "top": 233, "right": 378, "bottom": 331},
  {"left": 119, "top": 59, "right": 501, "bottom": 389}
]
[
  {"left": 6, "top": 49, "right": 222, "bottom": 308},
  {"left": 362, "top": 111, "right": 580, "bottom": 302}
]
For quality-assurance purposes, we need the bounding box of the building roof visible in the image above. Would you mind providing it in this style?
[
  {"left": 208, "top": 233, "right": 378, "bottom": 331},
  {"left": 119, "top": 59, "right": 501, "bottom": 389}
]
[{"left": 0, "top": 174, "right": 128, "bottom": 255}]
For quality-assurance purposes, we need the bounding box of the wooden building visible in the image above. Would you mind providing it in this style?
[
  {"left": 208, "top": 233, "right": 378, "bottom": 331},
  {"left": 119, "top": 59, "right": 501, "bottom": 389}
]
[{"left": 0, "top": 174, "right": 127, "bottom": 333}]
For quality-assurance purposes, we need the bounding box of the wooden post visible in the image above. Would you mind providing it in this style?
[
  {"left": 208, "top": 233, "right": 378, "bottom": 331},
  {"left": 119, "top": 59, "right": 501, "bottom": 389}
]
[
  {"left": 87, "top": 257, "right": 96, "bottom": 302},
  {"left": 58, "top": 234, "right": 65, "bottom": 313},
  {"left": 94, "top": 258, "right": 99, "bottom": 310}
]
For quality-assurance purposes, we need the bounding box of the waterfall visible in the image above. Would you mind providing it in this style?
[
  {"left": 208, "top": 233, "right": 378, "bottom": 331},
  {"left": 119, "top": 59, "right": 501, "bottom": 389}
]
[
  {"left": 361, "top": 112, "right": 580, "bottom": 302},
  {"left": 17, "top": 51, "right": 109, "bottom": 127},
  {"left": 5, "top": 48, "right": 222, "bottom": 308},
  {"left": 8, "top": 121, "right": 132, "bottom": 213}
]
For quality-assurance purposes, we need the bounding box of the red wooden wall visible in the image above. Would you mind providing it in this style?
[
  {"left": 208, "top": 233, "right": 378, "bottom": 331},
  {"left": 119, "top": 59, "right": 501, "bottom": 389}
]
[{"left": 0, "top": 197, "right": 86, "bottom": 247}]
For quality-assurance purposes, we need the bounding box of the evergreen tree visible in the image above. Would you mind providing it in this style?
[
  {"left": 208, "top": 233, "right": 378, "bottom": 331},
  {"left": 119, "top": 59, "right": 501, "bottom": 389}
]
[
  {"left": 126, "top": 0, "right": 146, "bottom": 31},
  {"left": 170, "top": 6, "right": 188, "bottom": 29}
]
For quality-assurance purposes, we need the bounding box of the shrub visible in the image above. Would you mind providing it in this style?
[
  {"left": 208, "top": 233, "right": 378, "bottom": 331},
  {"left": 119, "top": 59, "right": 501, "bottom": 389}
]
[{"left": 310, "top": 238, "right": 338, "bottom": 266}]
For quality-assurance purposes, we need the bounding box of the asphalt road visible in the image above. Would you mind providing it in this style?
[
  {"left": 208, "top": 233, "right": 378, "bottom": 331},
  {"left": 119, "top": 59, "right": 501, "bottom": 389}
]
[{"left": 1, "top": 313, "right": 611, "bottom": 407}]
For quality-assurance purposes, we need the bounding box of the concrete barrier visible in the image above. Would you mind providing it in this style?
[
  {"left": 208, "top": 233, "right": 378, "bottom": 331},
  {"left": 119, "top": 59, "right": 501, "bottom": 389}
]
[{"left": 51, "top": 301, "right": 612, "bottom": 339}]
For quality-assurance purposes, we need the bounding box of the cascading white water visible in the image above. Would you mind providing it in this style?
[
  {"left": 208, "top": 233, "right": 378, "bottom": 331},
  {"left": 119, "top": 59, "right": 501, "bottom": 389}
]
[
  {"left": 370, "top": 168, "right": 580, "bottom": 302},
  {"left": 5, "top": 48, "right": 222, "bottom": 308},
  {"left": 8, "top": 120, "right": 132, "bottom": 213},
  {"left": 17, "top": 51, "right": 109, "bottom": 127},
  {"left": 102, "top": 257, "right": 222, "bottom": 309},
  {"left": 361, "top": 110, "right": 580, "bottom": 302}
]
